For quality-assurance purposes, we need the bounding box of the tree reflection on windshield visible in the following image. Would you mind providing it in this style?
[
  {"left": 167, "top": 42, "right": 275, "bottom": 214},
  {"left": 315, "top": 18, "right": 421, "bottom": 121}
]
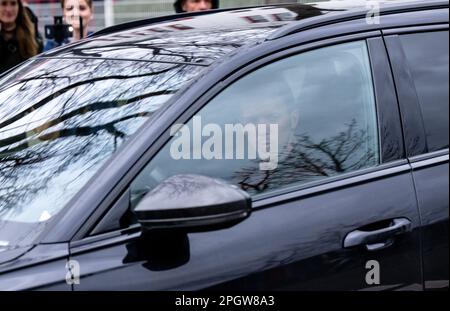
[{"left": 0, "top": 58, "right": 204, "bottom": 223}]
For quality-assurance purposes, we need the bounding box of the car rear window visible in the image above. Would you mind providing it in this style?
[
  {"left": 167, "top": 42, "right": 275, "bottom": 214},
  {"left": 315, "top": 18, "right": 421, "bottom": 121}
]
[{"left": 400, "top": 31, "right": 449, "bottom": 153}]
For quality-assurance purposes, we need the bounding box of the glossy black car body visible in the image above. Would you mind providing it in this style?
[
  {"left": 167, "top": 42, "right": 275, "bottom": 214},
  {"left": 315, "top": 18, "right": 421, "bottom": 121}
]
[{"left": 0, "top": 0, "right": 448, "bottom": 290}]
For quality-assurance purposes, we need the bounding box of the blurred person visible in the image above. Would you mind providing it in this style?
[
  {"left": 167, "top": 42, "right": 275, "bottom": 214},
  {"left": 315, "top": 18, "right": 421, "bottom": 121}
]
[
  {"left": 174, "top": 0, "right": 219, "bottom": 13},
  {"left": 23, "top": 1, "right": 44, "bottom": 54},
  {"left": 62, "top": 0, "right": 92, "bottom": 40},
  {"left": 44, "top": 0, "right": 93, "bottom": 51},
  {"left": 0, "top": 0, "right": 41, "bottom": 74},
  {"left": 22, "top": 1, "right": 38, "bottom": 34}
]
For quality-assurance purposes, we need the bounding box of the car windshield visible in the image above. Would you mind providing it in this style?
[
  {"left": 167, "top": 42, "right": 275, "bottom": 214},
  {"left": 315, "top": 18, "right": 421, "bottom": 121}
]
[{"left": 0, "top": 57, "right": 205, "bottom": 248}]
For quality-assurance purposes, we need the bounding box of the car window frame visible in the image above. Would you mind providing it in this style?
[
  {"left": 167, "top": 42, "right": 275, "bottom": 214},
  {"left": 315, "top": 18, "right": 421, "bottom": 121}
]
[
  {"left": 128, "top": 39, "right": 383, "bottom": 200},
  {"left": 383, "top": 24, "right": 450, "bottom": 158},
  {"left": 71, "top": 31, "right": 407, "bottom": 242}
]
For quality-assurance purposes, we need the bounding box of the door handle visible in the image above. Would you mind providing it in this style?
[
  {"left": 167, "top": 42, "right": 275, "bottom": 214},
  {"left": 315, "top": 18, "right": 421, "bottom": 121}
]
[{"left": 343, "top": 218, "right": 412, "bottom": 251}]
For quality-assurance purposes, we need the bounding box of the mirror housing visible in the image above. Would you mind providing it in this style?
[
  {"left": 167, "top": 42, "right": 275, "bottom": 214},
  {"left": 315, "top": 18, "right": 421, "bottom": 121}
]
[{"left": 134, "top": 174, "right": 252, "bottom": 232}]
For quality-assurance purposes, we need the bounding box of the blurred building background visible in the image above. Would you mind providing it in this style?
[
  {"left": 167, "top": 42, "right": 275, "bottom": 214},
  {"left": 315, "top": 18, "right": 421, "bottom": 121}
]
[{"left": 26, "top": 0, "right": 327, "bottom": 35}]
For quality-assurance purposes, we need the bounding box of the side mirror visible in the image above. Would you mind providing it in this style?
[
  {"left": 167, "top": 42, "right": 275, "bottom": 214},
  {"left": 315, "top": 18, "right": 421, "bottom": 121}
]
[{"left": 134, "top": 174, "right": 252, "bottom": 232}]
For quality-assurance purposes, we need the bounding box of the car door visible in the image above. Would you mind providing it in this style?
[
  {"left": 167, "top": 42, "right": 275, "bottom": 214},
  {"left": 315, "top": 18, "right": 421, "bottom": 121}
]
[
  {"left": 384, "top": 26, "right": 449, "bottom": 291},
  {"left": 68, "top": 34, "right": 423, "bottom": 290}
]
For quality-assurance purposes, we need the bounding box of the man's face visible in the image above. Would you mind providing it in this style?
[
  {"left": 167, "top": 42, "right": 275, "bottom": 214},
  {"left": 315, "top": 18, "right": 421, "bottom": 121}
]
[
  {"left": 240, "top": 95, "right": 299, "bottom": 155},
  {"left": 0, "top": 0, "right": 19, "bottom": 26},
  {"left": 182, "top": 0, "right": 212, "bottom": 12}
]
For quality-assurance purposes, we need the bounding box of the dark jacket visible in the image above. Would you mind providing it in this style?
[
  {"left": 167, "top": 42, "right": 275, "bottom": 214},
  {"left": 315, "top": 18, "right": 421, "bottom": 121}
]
[
  {"left": 0, "top": 34, "right": 23, "bottom": 74},
  {"left": 0, "top": 31, "right": 43, "bottom": 74},
  {"left": 173, "top": 0, "right": 219, "bottom": 13}
]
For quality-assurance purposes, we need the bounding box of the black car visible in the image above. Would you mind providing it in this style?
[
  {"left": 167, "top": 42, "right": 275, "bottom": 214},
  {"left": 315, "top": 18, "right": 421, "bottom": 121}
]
[{"left": 0, "top": 0, "right": 448, "bottom": 291}]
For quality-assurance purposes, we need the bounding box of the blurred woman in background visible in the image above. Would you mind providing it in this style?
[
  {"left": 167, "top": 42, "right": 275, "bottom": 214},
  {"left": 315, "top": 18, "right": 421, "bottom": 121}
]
[
  {"left": 0, "top": 0, "right": 42, "bottom": 74},
  {"left": 44, "top": 0, "right": 93, "bottom": 51},
  {"left": 174, "top": 0, "right": 219, "bottom": 13},
  {"left": 62, "top": 0, "right": 93, "bottom": 41}
]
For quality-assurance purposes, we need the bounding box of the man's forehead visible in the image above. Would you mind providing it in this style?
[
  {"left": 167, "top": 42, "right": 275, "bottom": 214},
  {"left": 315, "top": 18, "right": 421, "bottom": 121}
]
[
  {"left": 241, "top": 97, "right": 290, "bottom": 112},
  {"left": 184, "top": 0, "right": 212, "bottom": 3}
]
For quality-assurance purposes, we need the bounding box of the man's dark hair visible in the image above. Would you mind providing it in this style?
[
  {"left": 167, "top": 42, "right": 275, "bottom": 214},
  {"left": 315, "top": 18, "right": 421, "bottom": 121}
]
[{"left": 173, "top": 0, "right": 219, "bottom": 13}]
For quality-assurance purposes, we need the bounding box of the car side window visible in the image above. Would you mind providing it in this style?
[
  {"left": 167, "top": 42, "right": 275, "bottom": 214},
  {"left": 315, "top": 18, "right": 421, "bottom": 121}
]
[
  {"left": 129, "top": 40, "right": 380, "bottom": 209},
  {"left": 399, "top": 31, "right": 449, "bottom": 152}
]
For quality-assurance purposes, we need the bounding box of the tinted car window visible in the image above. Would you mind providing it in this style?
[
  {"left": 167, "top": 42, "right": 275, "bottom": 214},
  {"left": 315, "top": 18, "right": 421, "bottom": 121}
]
[
  {"left": 400, "top": 31, "right": 449, "bottom": 152},
  {"left": 0, "top": 58, "right": 205, "bottom": 246},
  {"left": 130, "top": 41, "right": 379, "bottom": 208}
]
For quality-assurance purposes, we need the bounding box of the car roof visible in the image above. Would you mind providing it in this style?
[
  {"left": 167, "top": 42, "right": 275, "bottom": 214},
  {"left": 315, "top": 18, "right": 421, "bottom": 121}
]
[{"left": 39, "top": 0, "right": 447, "bottom": 66}]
